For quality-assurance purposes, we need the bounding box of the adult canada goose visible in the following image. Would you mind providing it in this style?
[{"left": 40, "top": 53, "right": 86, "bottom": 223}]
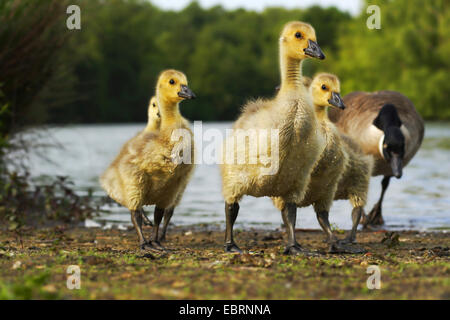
[
  {"left": 328, "top": 91, "right": 424, "bottom": 227},
  {"left": 100, "top": 70, "right": 196, "bottom": 251},
  {"left": 220, "top": 21, "right": 326, "bottom": 255},
  {"left": 272, "top": 73, "right": 363, "bottom": 253}
]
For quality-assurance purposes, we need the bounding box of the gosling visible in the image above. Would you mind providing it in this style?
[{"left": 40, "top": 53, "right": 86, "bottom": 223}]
[
  {"left": 144, "top": 96, "right": 161, "bottom": 132},
  {"left": 100, "top": 70, "right": 196, "bottom": 251},
  {"left": 126, "top": 96, "right": 162, "bottom": 228},
  {"left": 139, "top": 97, "right": 177, "bottom": 241},
  {"left": 333, "top": 133, "right": 373, "bottom": 244},
  {"left": 220, "top": 21, "right": 326, "bottom": 255},
  {"left": 272, "top": 73, "right": 366, "bottom": 253},
  {"left": 295, "top": 74, "right": 374, "bottom": 246}
]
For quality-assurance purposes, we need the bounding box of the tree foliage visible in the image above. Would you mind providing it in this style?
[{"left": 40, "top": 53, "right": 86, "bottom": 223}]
[
  {"left": 50, "top": 1, "right": 351, "bottom": 122},
  {"left": 329, "top": 0, "right": 450, "bottom": 120},
  {"left": 1, "top": 0, "right": 448, "bottom": 125},
  {"left": 0, "top": 0, "right": 70, "bottom": 129}
]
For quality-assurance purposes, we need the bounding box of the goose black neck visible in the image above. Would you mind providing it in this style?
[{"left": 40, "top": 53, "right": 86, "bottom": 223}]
[{"left": 373, "top": 104, "right": 402, "bottom": 132}]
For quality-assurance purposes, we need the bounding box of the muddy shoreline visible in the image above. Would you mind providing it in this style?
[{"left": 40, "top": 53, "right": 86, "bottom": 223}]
[{"left": 0, "top": 225, "right": 448, "bottom": 299}]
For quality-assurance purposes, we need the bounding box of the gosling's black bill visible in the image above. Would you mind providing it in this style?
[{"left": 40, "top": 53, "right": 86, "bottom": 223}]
[
  {"left": 390, "top": 153, "right": 403, "bottom": 178},
  {"left": 304, "top": 40, "right": 325, "bottom": 60},
  {"left": 328, "top": 92, "right": 346, "bottom": 110},
  {"left": 178, "top": 84, "right": 196, "bottom": 99}
]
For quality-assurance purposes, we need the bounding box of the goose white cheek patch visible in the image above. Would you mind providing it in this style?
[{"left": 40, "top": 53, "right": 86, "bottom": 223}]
[
  {"left": 377, "top": 125, "right": 409, "bottom": 160},
  {"left": 378, "top": 134, "right": 385, "bottom": 159}
]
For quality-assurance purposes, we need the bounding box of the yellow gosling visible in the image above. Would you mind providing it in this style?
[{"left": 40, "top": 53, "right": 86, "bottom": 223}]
[
  {"left": 144, "top": 96, "right": 161, "bottom": 132},
  {"left": 272, "top": 73, "right": 366, "bottom": 253},
  {"left": 220, "top": 21, "right": 326, "bottom": 255},
  {"left": 100, "top": 70, "right": 196, "bottom": 251},
  {"left": 334, "top": 133, "right": 373, "bottom": 243}
]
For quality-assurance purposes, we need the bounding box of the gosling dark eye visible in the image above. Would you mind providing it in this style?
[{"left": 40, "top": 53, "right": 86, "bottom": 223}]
[
  {"left": 321, "top": 85, "right": 327, "bottom": 90},
  {"left": 152, "top": 103, "right": 156, "bottom": 107},
  {"left": 295, "top": 32, "right": 302, "bottom": 39},
  {"left": 169, "top": 79, "right": 175, "bottom": 85}
]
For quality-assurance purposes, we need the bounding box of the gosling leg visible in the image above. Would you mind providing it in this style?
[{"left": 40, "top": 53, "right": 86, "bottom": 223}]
[
  {"left": 224, "top": 202, "right": 242, "bottom": 253},
  {"left": 131, "top": 210, "right": 146, "bottom": 248},
  {"left": 316, "top": 210, "right": 365, "bottom": 254},
  {"left": 148, "top": 206, "right": 167, "bottom": 251},
  {"left": 282, "top": 203, "right": 307, "bottom": 255},
  {"left": 141, "top": 208, "right": 153, "bottom": 226},
  {"left": 340, "top": 206, "right": 363, "bottom": 244},
  {"left": 316, "top": 210, "right": 337, "bottom": 244},
  {"left": 364, "top": 176, "right": 391, "bottom": 227},
  {"left": 159, "top": 207, "right": 174, "bottom": 242}
]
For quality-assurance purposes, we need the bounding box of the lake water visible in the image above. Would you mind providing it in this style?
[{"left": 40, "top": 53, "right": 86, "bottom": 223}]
[{"left": 17, "top": 122, "right": 450, "bottom": 232}]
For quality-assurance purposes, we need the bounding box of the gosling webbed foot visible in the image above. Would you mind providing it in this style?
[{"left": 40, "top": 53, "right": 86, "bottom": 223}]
[
  {"left": 140, "top": 242, "right": 160, "bottom": 252},
  {"left": 151, "top": 240, "right": 170, "bottom": 251},
  {"left": 284, "top": 244, "right": 319, "bottom": 256},
  {"left": 322, "top": 235, "right": 339, "bottom": 244},
  {"left": 140, "top": 240, "right": 168, "bottom": 252},
  {"left": 328, "top": 241, "right": 366, "bottom": 254},
  {"left": 337, "top": 236, "right": 357, "bottom": 245},
  {"left": 284, "top": 244, "right": 303, "bottom": 255},
  {"left": 224, "top": 242, "right": 243, "bottom": 254}
]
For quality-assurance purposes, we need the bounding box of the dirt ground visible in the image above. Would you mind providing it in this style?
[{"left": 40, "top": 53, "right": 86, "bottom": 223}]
[{"left": 0, "top": 225, "right": 448, "bottom": 299}]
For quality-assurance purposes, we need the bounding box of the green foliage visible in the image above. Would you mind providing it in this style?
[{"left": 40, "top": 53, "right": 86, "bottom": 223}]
[
  {"left": 54, "top": 0, "right": 448, "bottom": 122},
  {"left": 0, "top": 172, "right": 101, "bottom": 229},
  {"left": 55, "top": 1, "right": 351, "bottom": 122},
  {"left": 328, "top": 0, "right": 450, "bottom": 120},
  {"left": 0, "top": 84, "right": 10, "bottom": 164},
  {"left": 1, "top": 0, "right": 449, "bottom": 125},
  {"left": 0, "top": 0, "right": 71, "bottom": 128},
  {"left": 0, "top": 1, "right": 103, "bottom": 228}
]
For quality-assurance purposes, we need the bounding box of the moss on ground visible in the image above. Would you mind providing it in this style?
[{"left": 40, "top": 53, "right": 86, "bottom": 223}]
[{"left": 0, "top": 226, "right": 448, "bottom": 299}]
